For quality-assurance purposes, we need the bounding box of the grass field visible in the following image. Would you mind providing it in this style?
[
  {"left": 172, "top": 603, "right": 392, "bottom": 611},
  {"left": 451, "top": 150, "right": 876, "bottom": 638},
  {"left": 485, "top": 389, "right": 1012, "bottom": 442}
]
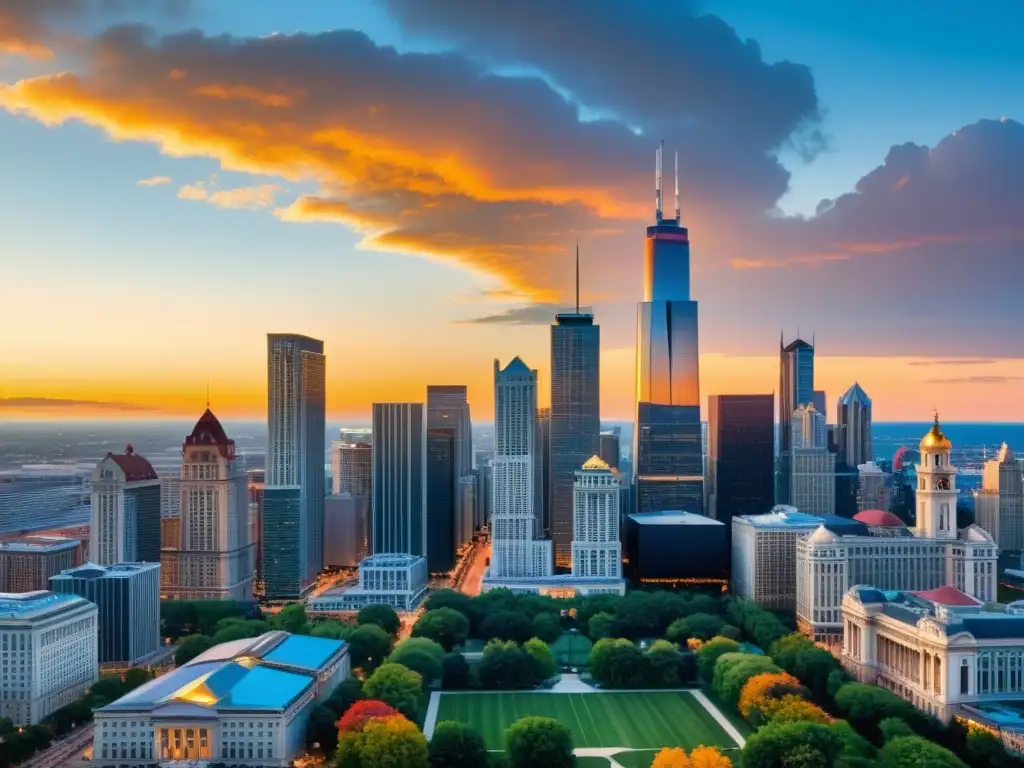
[{"left": 433, "top": 692, "right": 737, "bottom": 751}]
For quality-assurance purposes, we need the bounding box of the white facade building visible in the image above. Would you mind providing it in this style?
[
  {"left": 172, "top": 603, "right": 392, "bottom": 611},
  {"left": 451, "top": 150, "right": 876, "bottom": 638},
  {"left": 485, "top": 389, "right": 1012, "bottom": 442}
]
[
  {"left": 790, "top": 404, "right": 834, "bottom": 515},
  {"left": 486, "top": 357, "right": 553, "bottom": 582},
  {"left": 976, "top": 443, "right": 1024, "bottom": 556},
  {"left": 0, "top": 591, "right": 98, "bottom": 725},
  {"left": 842, "top": 585, "right": 1024, "bottom": 754},
  {"left": 90, "top": 449, "right": 160, "bottom": 566},
  {"left": 792, "top": 404, "right": 827, "bottom": 449},
  {"left": 308, "top": 553, "right": 427, "bottom": 612},
  {"left": 571, "top": 456, "right": 622, "bottom": 579},
  {"left": 92, "top": 631, "right": 350, "bottom": 767},
  {"left": 797, "top": 418, "right": 999, "bottom": 644},
  {"left": 858, "top": 461, "right": 890, "bottom": 512}
]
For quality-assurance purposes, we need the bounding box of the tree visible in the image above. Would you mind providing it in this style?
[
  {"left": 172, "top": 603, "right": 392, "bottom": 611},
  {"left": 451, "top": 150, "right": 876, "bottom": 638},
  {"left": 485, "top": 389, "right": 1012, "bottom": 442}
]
[
  {"left": 688, "top": 745, "right": 733, "bottom": 768},
  {"left": 413, "top": 608, "right": 470, "bottom": 652},
  {"left": 759, "top": 695, "right": 831, "bottom": 725},
  {"left": 123, "top": 667, "right": 153, "bottom": 690},
  {"left": 313, "top": 620, "right": 354, "bottom": 640},
  {"left": 523, "top": 638, "right": 557, "bottom": 682},
  {"left": 738, "top": 672, "right": 806, "bottom": 723},
  {"left": 578, "top": 594, "right": 623, "bottom": 627},
  {"left": 879, "top": 736, "right": 967, "bottom": 768},
  {"left": 335, "top": 714, "right": 429, "bottom": 768},
  {"left": 306, "top": 703, "right": 340, "bottom": 755},
  {"left": 359, "top": 604, "right": 402, "bottom": 636},
  {"left": 682, "top": 593, "right": 723, "bottom": 616},
  {"left": 504, "top": 716, "right": 574, "bottom": 768},
  {"left": 587, "top": 611, "right": 615, "bottom": 640},
  {"left": 477, "top": 640, "right": 534, "bottom": 690},
  {"left": 830, "top": 720, "right": 874, "bottom": 760},
  {"left": 212, "top": 622, "right": 260, "bottom": 645},
  {"left": 828, "top": 668, "right": 852, "bottom": 698},
  {"left": 441, "top": 652, "right": 471, "bottom": 690},
  {"left": 965, "top": 727, "right": 1014, "bottom": 768},
  {"left": 769, "top": 633, "right": 843, "bottom": 703},
  {"left": 0, "top": 717, "right": 14, "bottom": 735},
  {"left": 326, "top": 678, "right": 366, "bottom": 718},
  {"left": 271, "top": 602, "right": 309, "bottom": 634},
  {"left": 349, "top": 623, "right": 393, "bottom": 673},
  {"left": 833, "top": 683, "right": 925, "bottom": 743},
  {"left": 480, "top": 611, "right": 534, "bottom": 644},
  {"left": 646, "top": 640, "right": 687, "bottom": 688},
  {"left": 879, "top": 718, "right": 915, "bottom": 743},
  {"left": 175, "top": 634, "right": 215, "bottom": 666},
  {"left": 428, "top": 721, "right": 489, "bottom": 768},
  {"left": 711, "top": 653, "right": 780, "bottom": 708},
  {"left": 532, "top": 613, "right": 562, "bottom": 643},
  {"left": 666, "top": 613, "right": 726, "bottom": 643},
  {"left": 696, "top": 636, "right": 740, "bottom": 681},
  {"left": 337, "top": 700, "right": 400, "bottom": 733},
  {"left": 651, "top": 747, "right": 690, "bottom": 767},
  {"left": 389, "top": 638, "right": 446, "bottom": 685},
  {"left": 362, "top": 663, "right": 424, "bottom": 720},
  {"left": 740, "top": 721, "right": 845, "bottom": 768}
]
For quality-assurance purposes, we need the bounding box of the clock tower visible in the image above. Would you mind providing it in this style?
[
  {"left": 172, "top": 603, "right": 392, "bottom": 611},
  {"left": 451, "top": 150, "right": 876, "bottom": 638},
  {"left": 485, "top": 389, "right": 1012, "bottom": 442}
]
[{"left": 916, "top": 413, "right": 957, "bottom": 539}]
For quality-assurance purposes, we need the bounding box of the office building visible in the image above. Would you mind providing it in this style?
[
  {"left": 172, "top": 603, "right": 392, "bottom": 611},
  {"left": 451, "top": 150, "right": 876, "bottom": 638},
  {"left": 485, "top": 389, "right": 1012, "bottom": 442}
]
[
  {"left": 264, "top": 334, "right": 326, "bottom": 599},
  {"left": 161, "top": 410, "right": 254, "bottom": 601},
  {"left": 90, "top": 446, "right": 160, "bottom": 566},
  {"left": 426, "top": 427, "right": 456, "bottom": 573},
  {"left": 813, "top": 390, "right": 827, "bottom": 423},
  {"left": 976, "top": 443, "right": 1024, "bottom": 555},
  {"left": 634, "top": 145, "right": 703, "bottom": 516},
  {"left": 51, "top": 561, "right": 159, "bottom": 666},
  {"left": 707, "top": 394, "right": 774, "bottom": 525},
  {"left": 535, "top": 407, "right": 551, "bottom": 535},
  {"left": 323, "top": 494, "right": 368, "bottom": 568},
  {"left": 473, "top": 462, "right": 493, "bottom": 528},
  {"left": 310, "top": 554, "right": 428, "bottom": 612},
  {"left": 598, "top": 431, "right": 620, "bottom": 470},
  {"left": 571, "top": 456, "right": 624, "bottom": 584},
  {"left": 842, "top": 586, "right": 1024, "bottom": 743},
  {"left": 332, "top": 436, "right": 372, "bottom": 498},
  {"left": 0, "top": 536, "right": 79, "bottom": 593},
  {"left": 790, "top": 404, "right": 835, "bottom": 515},
  {"left": 457, "top": 477, "right": 474, "bottom": 547},
  {"left": 247, "top": 469, "right": 265, "bottom": 588},
  {"left": 0, "top": 470, "right": 89, "bottom": 535},
  {"left": 160, "top": 516, "right": 181, "bottom": 550},
  {"left": 160, "top": 474, "right": 181, "bottom": 522},
  {"left": 858, "top": 461, "right": 891, "bottom": 512},
  {"left": 91, "top": 631, "right": 350, "bottom": 767},
  {"left": 796, "top": 417, "right": 999, "bottom": 645},
  {"left": 339, "top": 428, "right": 372, "bottom": 445},
  {"left": 0, "top": 591, "right": 97, "bottom": 725},
  {"left": 777, "top": 337, "right": 815, "bottom": 505},
  {"left": 624, "top": 511, "right": 727, "bottom": 586},
  {"left": 371, "top": 403, "right": 426, "bottom": 557},
  {"left": 836, "top": 382, "right": 873, "bottom": 467},
  {"left": 486, "top": 358, "right": 553, "bottom": 583},
  {"left": 731, "top": 507, "right": 864, "bottom": 610}
]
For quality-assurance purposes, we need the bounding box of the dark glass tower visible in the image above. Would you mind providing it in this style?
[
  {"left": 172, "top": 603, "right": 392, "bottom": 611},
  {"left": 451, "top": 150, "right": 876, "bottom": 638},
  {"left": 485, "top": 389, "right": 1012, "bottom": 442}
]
[
  {"left": 707, "top": 395, "right": 774, "bottom": 526},
  {"left": 777, "top": 337, "right": 815, "bottom": 504},
  {"left": 426, "top": 427, "right": 456, "bottom": 573},
  {"left": 371, "top": 403, "right": 426, "bottom": 557},
  {"left": 634, "top": 144, "right": 703, "bottom": 514},
  {"left": 549, "top": 246, "right": 600, "bottom": 568}
]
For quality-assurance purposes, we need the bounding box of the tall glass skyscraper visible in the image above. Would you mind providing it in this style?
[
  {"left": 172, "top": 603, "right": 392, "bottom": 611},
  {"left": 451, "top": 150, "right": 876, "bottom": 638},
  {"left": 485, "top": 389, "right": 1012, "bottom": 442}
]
[
  {"left": 777, "top": 337, "right": 815, "bottom": 504},
  {"left": 634, "top": 144, "right": 703, "bottom": 515},
  {"left": 371, "top": 403, "right": 426, "bottom": 558},
  {"left": 549, "top": 300, "right": 600, "bottom": 569},
  {"left": 264, "top": 334, "right": 325, "bottom": 599}
]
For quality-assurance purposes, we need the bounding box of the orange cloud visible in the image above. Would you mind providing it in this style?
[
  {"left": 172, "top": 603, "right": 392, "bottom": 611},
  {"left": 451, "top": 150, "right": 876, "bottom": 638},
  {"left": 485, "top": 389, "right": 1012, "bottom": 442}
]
[
  {"left": 730, "top": 253, "right": 849, "bottom": 270},
  {"left": 137, "top": 175, "right": 171, "bottom": 186}
]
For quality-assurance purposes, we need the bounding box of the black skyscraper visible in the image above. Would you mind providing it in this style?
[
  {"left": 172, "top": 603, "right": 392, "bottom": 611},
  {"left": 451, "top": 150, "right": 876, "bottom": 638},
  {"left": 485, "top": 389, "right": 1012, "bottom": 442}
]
[
  {"left": 708, "top": 395, "right": 774, "bottom": 526},
  {"left": 426, "top": 428, "right": 456, "bottom": 573}
]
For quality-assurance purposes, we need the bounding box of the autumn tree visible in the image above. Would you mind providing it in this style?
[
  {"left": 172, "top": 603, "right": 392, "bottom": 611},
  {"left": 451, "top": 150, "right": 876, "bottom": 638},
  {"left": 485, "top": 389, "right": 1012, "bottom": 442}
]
[
  {"left": 334, "top": 714, "right": 428, "bottom": 768},
  {"left": 337, "top": 700, "right": 400, "bottom": 733},
  {"left": 738, "top": 671, "right": 805, "bottom": 721},
  {"left": 651, "top": 746, "right": 690, "bottom": 767},
  {"left": 362, "top": 663, "right": 424, "bottom": 720},
  {"left": 688, "top": 745, "right": 733, "bottom": 768}
]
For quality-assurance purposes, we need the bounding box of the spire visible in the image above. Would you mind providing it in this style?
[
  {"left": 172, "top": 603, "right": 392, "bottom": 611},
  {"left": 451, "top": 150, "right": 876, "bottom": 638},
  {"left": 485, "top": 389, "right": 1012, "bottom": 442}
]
[
  {"left": 674, "top": 150, "right": 680, "bottom": 223},
  {"left": 575, "top": 237, "right": 580, "bottom": 313},
  {"left": 205, "top": 380, "right": 210, "bottom": 409},
  {"left": 655, "top": 140, "right": 663, "bottom": 222}
]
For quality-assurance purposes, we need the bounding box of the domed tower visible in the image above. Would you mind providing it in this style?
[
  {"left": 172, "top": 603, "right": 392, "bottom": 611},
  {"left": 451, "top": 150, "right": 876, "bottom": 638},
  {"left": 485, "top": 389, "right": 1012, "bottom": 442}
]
[{"left": 916, "top": 413, "right": 956, "bottom": 539}]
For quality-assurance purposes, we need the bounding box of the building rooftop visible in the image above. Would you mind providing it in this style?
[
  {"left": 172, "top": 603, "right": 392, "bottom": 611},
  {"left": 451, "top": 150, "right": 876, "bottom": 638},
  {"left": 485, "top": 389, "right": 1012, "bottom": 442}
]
[
  {"left": 913, "top": 586, "right": 982, "bottom": 607},
  {"left": 0, "top": 535, "right": 79, "bottom": 553},
  {"left": 848, "top": 586, "right": 1024, "bottom": 639},
  {"left": 628, "top": 511, "right": 725, "bottom": 526},
  {"left": 581, "top": 455, "right": 611, "bottom": 471},
  {"left": 184, "top": 408, "right": 236, "bottom": 459},
  {"left": 52, "top": 561, "right": 159, "bottom": 580},
  {"left": 735, "top": 506, "right": 822, "bottom": 527},
  {"left": 0, "top": 590, "right": 91, "bottom": 620},
  {"left": 106, "top": 445, "right": 159, "bottom": 482},
  {"left": 359, "top": 553, "right": 424, "bottom": 568},
  {"left": 853, "top": 509, "right": 905, "bottom": 528}
]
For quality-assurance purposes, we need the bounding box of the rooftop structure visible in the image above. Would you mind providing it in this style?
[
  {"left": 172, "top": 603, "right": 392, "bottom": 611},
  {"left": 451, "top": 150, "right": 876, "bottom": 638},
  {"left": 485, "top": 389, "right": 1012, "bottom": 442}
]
[
  {"left": 310, "top": 553, "right": 428, "bottom": 613},
  {"left": 0, "top": 535, "right": 80, "bottom": 592}
]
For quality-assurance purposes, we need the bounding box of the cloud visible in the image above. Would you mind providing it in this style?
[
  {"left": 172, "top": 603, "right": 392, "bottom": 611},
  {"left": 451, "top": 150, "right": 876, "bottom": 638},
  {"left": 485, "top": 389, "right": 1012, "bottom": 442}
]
[
  {"left": 729, "top": 253, "right": 848, "bottom": 270},
  {"left": 176, "top": 180, "right": 209, "bottom": 200},
  {"left": 924, "top": 376, "right": 1024, "bottom": 385},
  {"left": 137, "top": 175, "right": 170, "bottom": 186},
  {"left": 455, "top": 303, "right": 559, "bottom": 325},
  {"left": 0, "top": 397, "right": 159, "bottom": 411},
  {"left": 177, "top": 179, "right": 280, "bottom": 208},
  {"left": 909, "top": 359, "right": 997, "bottom": 367}
]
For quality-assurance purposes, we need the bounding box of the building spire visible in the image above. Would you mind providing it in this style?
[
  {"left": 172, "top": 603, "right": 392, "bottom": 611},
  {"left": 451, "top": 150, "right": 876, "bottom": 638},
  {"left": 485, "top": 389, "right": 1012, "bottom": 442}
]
[
  {"left": 205, "top": 380, "right": 210, "bottom": 409},
  {"left": 674, "top": 150, "right": 680, "bottom": 223},
  {"left": 655, "top": 140, "right": 663, "bottom": 222},
  {"left": 575, "top": 237, "right": 580, "bottom": 313}
]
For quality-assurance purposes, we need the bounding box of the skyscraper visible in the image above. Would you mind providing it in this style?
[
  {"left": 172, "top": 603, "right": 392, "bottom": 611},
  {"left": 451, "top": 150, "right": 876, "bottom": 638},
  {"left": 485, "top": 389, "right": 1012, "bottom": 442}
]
[
  {"left": 535, "top": 407, "right": 551, "bottom": 537},
  {"left": 599, "top": 431, "right": 621, "bottom": 470},
  {"left": 550, "top": 247, "right": 600, "bottom": 567},
  {"left": 634, "top": 144, "right": 703, "bottom": 515},
  {"left": 160, "top": 409, "right": 254, "bottom": 600},
  {"left": 371, "top": 403, "right": 426, "bottom": 557},
  {"left": 812, "top": 390, "right": 827, "bottom": 423},
  {"left": 90, "top": 446, "right": 160, "bottom": 566},
  {"left": 836, "top": 382, "right": 873, "bottom": 467},
  {"left": 976, "top": 443, "right": 1024, "bottom": 555},
  {"left": 707, "top": 395, "right": 774, "bottom": 525},
  {"left": 427, "top": 386, "right": 473, "bottom": 550},
  {"left": 426, "top": 427, "right": 456, "bottom": 573},
  {"left": 777, "top": 336, "right": 815, "bottom": 504},
  {"left": 790, "top": 405, "right": 835, "bottom": 515},
  {"left": 264, "top": 334, "right": 326, "bottom": 599},
  {"left": 572, "top": 456, "right": 622, "bottom": 580},
  {"left": 488, "top": 358, "right": 553, "bottom": 580}
]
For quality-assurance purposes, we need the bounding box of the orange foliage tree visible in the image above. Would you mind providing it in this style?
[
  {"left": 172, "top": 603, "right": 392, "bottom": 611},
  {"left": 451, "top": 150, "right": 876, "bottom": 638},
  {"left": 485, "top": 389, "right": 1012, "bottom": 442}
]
[
  {"left": 688, "top": 745, "right": 732, "bottom": 768},
  {"left": 759, "top": 694, "right": 832, "bottom": 725},
  {"left": 738, "top": 671, "right": 805, "bottom": 722},
  {"left": 651, "top": 747, "right": 690, "bottom": 767},
  {"left": 336, "top": 699, "right": 400, "bottom": 733}
]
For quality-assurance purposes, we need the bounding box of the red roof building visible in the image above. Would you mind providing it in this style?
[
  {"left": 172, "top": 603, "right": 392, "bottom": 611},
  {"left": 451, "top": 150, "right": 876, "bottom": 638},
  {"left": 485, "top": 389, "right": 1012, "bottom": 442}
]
[
  {"left": 853, "top": 509, "right": 905, "bottom": 528},
  {"left": 183, "top": 408, "right": 236, "bottom": 460},
  {"left": 107, "top": 445, "right": 158, "bottom": 482},
  {"left": 912, "top": 586, "right": 983, "bottom": 607}
]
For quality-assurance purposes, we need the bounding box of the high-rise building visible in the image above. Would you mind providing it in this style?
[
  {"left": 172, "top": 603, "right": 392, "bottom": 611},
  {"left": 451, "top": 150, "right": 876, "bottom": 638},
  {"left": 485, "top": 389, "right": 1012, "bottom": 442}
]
[
  {"left": 473, "top": 462, "right": 493, "bottom": 528},
  {"left": 90, "top": 446, "right": 160, "bottom": 566},
  {"left": 50, "top": 562, "right": 160, "bottom": 666},
  {"left": 159, "top": 474, "right": 181, "bottom": 519},
  {"left": 334, "top": 442, "right": 372, "bottom": 497},
  {"left": 813, "top": 390, "right": 827, "bottom": 423},
  {"left": 634, "top": 145, "right": 702, "bottom": 516},
  {"left": 549, "top": 247, "right": 600, "bottom": 568},
  {"left": 371, "top": 403, "right": 426, "bottom": 557},
  {"left": 707, "top": 395, "right": 774, "bottom": 526},
  {"left": 976, "top": 443, "right": 1024, "bottom": 555},
  {"left": 323, "top": 494, "right": 368, "bottom": 568},
  {"left": 598, "top": 431, "right": 621, "bottom": 470},
  {"left": 264, "top": 333, "right": 326, "bottom": 599},
  {"left": 837, "top": 382, "right": 873, "bottom": 467},
  {"left": 535, "top": 407, "right": 551, "bottom": 535},
  {"left": 487, "top": 358, "right": 553, "bottom": 580},
  {"left": 857, "top": 461, "right": 891, "bottom": 512},
  {"left": 790, "top": 404, "right": 835, "bottom": 515},
  {"left": 246, "top": 468, "right": 264, "bottom": 589},
  {"left": 160, "top": 410, "right": 255, "bottom": 601},
  {"left": 428, "top": 386, "right": 473, "bottom": 552},
  {"left": 571, "top": 456, "right": 622, "bottom": 580},
  {"left": 0, "top": 536, "right": 80, "bottom": 592},
  {"left": 0, "top": 591, "right": 97, "bottom": 725},
  {"left": 777, "top": 337, "right": 815, "bottom": 504},
  {"left": 426, "top": 427, "right": 456, "bottom": 573}
]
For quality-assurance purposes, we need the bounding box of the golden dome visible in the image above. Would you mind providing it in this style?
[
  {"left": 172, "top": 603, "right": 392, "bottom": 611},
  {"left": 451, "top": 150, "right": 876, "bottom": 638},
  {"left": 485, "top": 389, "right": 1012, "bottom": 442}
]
[
  {"left": 581, "top": 455, "right": 611, "bottom": 471},
  {"left": 920, "top": 413, "right": 952, "bottom": 451}
]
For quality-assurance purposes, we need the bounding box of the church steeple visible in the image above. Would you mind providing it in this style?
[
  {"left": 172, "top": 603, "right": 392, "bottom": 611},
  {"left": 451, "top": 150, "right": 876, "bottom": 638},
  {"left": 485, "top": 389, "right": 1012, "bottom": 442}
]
[{"left": 916, "top": 413, "right": 956, "bottom": 539}]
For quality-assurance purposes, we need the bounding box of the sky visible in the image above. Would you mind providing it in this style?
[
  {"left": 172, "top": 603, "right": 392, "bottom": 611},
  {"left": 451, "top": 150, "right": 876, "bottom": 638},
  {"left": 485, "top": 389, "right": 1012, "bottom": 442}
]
[{"left": 1, "top": 0, "right": 1023, "bottom": 422}]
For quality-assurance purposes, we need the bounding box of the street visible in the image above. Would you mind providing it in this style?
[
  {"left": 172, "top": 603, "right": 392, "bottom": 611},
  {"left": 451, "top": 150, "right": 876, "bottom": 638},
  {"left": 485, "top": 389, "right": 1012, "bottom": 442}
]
[
  {"left": 22, "top": 723, "right": 93, "bottom": 768},
  {"left": 459, "top": 541, "right": 490, "bottom": 596}
]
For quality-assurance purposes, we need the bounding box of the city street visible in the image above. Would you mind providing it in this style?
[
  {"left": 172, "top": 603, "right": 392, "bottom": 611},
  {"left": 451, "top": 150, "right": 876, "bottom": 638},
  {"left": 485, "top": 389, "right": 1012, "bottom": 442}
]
[
  {"left": 22, "top": 724, "right": 93, "bottom": 768},
  {"left": 460, "top": 542, "right": 490, "bottom": 596}
]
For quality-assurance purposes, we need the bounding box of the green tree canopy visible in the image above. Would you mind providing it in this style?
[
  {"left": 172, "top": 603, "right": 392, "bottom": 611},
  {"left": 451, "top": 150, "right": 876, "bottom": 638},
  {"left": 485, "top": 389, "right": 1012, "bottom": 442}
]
[
  {"left": 349, "top": 623, "right": 393, "bottom": 673},
  {"left": 270, "top": 602, "right": 309, "bottom": 634},
  {"left": 879, "top": 736, "right": 968, "bottom": 768},
  {"left": 587, "top": 611, "right": 615, "bottom": 641},
  {"left": 741, "top": 720, "right": 846, "bottom": 768},
  {"left": 665, "top": 612, "right": 725, "bottom": 643},
  {"left": 334, "top": 714, "right": 429, "bottom": 768},
  {"left": 427, "top": 721, "right": 489, "bottom": 768},
  {"left": 523, "top": 638, "right": 557, "bottom": 682},
  {"left": 531, "top": 612, "right": 562, "bottom": 644},
  {"left": 441, "top": 652, "right": 472, "bottom": 690},
  {"left": 769, "top": 632, "right": 844, "bottom": 703},
  {"left": 358, "top": 604, "right": 402, "bottom": 636},
  {"left": 504, "top": 716, "right": 574, "bottom": 768},
  {"left": 480, "top": 610, "right": 534, "bottom": 644},
  {"left": 175, "top": 634, "right": 215, "bottom": 666},
  {"left": 362, "top": 663, "right": 424, "bottom": 721},
  {"left": 306, "top": 703, "right": 340, "bottom": 756},
  {"left": 577, "top": 593, "right": 622, "bottom": 627},
  {"left": 412, "top": 608, "right": 470, "bottom": 652},
  {"left": 477, "top": 640, "right": 534, "bottom": 690},
  {"left": 695, "top": 636, "right": 740, "bottom": 681},
  {"left": 389, "top": 638, "right": 446, "bottom": 685},
  {"left": 879, "top": 717, "right": 916, "bottom": 743},
  {"left": 311, "top": 620, "right": 355, "bottom": 640},
  {"left": 325, "top": 678, "right": 366, "bottom": 718},
  {"left": 833, "top": 683, "right": 926, "bottom": 743}
]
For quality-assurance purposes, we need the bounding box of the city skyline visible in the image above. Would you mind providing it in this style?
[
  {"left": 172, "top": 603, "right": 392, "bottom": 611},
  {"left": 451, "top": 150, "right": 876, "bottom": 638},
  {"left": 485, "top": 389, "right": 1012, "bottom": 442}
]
[{"left": 2, "top": 2, "right": 1024, "bottom": 422}]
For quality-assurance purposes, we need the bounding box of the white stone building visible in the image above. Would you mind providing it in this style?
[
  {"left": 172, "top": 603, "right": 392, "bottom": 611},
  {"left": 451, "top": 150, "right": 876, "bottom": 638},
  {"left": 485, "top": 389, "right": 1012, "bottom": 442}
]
[
  {"left": 309, "top": 554, "right": 427, "bottom": 612},
  {"left": 571, "top": 456, "right": 622, "bottom": 579},
  {"left": 0, "top": 591, "right": 98, "bottom": 725},
  {"left": 92, "top": 631, "right": 349, "bottom": 767},
  {"left": 797, "top": 417, "right": 999, "bottom": 644},
  {"left": 975, "top": 443, "right": 1024, "bottom": 556},
  {"left": 90, "top": 447, "right": 161, "bottom": 566}
]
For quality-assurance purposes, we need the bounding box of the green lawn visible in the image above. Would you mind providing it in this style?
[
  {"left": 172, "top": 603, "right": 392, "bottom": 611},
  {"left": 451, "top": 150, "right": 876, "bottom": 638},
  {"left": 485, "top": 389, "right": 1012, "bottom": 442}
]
[
  {"left": 433, "top": 691, "right": 738, "bottom": 751},
  {"left": 614, "top": 751, "right": 660, "bottom": 768}
]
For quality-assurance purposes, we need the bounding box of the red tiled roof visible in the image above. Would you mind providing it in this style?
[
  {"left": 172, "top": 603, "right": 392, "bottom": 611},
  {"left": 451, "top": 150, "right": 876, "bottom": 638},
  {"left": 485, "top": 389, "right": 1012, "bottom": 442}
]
[
  {"left": 108, "top": 446, "right": 158, "bottom": 482},
  {"left": 853, "top": 509, "right": 905, "bottom": 527},
  {"left": 913, "top": 586, "right": 982, "bottom": 607},
  {"left": 184, "top": 408, "right": 235, "bottom": 459}
]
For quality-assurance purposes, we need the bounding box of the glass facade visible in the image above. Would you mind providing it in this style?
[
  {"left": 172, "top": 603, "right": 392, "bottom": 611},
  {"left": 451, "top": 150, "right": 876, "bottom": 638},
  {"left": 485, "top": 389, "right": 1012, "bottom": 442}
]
[
  {"left": 708, "top": 395, "right": 775, "bottom": 526},
  {"left": 777, "top": 338, "right": 815, "bottom": 505},
  {"left": 371, "top": 404, "right": 426, "bottom": 558},
  {"left": 426, "top": 427, "right": 456, "bottom": 573}
]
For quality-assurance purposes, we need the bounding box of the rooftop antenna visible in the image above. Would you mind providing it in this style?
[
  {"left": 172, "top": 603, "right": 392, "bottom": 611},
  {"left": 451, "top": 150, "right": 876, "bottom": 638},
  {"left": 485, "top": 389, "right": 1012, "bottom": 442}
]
[
  {"left": 655, "top": 140, "right": 663, "bottom": 222},
  {"left": 575, "top": 237, "right": 580, "bottom": 314},
  {"left": 206, "top": 381, "right": 210, "bottom": 409},
  {"left": 674, "top": 150, "right": 680, "bottom": 223}
]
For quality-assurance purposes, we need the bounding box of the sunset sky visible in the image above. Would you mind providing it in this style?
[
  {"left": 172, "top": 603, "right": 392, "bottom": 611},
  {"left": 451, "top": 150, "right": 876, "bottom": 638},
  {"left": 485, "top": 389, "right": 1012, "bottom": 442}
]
[{"left": 1, "top": 1, "right": 1023, "bottom": 422}]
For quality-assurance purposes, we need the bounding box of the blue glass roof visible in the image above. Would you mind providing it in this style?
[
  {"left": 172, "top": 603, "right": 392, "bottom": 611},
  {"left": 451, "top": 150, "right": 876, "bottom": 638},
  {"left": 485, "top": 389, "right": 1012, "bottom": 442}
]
[
  {"left": 262, "top": 634, "right": 344, "bottom": 671},
  {"left": 109, "top": 661, "right": 224, "bottom": 708},
  {"left": 0, "top": 591, "right": 85, "bottom": 618},
  {"left": 220, "top": 665, "right": 311, "bottom": 709}
]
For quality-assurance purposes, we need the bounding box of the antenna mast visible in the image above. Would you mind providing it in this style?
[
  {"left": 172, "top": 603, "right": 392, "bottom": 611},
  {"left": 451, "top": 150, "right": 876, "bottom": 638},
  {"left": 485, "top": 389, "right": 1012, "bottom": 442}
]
[
  {"left": 655, "top": 140, "right": 663, "bottom": 222},
  {"left": 674, "top": 150, "right": 680, "bottom": 223}
]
